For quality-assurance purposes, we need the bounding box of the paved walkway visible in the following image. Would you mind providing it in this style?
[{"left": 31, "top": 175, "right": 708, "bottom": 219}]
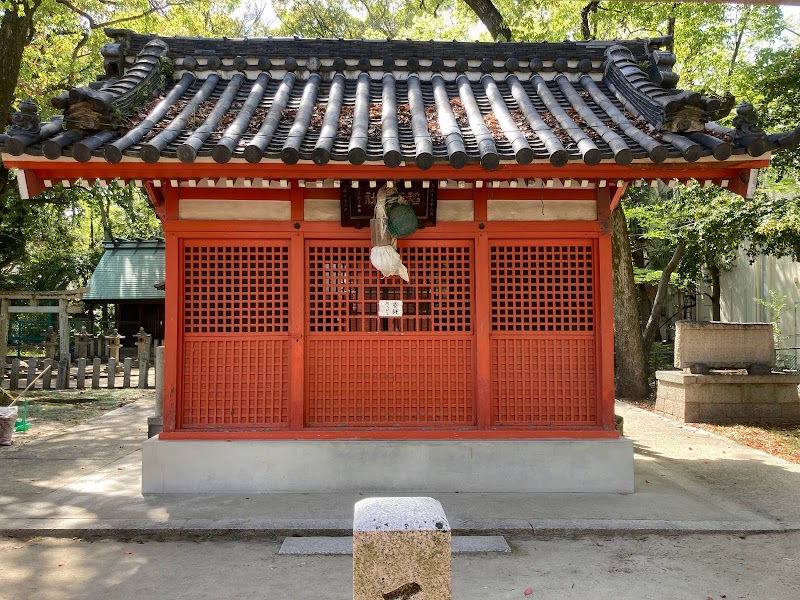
[{"left": 2, "top": 396, "right": 800, "bottom": 538}]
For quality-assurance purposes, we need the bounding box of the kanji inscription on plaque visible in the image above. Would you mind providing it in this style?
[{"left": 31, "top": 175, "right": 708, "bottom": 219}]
[{"left": 378, "top": 300, "right": 403, "bottom": 317}]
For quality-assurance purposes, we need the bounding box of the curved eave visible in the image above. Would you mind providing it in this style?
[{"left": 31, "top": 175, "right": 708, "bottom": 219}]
[{"left": 4, "top": 153, "right": 771, "bottom": 200}]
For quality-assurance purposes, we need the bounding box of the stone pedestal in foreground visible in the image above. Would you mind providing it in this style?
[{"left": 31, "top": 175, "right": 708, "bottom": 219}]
[
  {"left": 656, "top": 370, "right": 800, "bottom": 423},
  {"left": 353, "top": 497, "right": 451, "bottom": 600}
]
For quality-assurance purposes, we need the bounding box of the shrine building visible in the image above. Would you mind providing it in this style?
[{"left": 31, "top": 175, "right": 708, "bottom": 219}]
[{"left": 3, "top": 30, "right": 798, "bottom": 493}]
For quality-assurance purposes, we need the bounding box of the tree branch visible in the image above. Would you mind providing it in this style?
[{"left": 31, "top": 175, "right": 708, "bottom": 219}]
[
  {"left": 726, "top": 5, "right": 751, "bottom": 87},
  {"left": 581, "top": 1, "right": 600, "bottom": 41},
  {"left": 642, "top": 240, "right": 686, "bottom": 354},
  {"left": 460, "top": 0, "right": 511, "bottom": 42},
  {"left": 54, "top": 0, "right": 191, "bottom": 30},
  {"left": 95, "top": 2, "right": 191, "bottom": 29},
  {"left": 69, "top": 31, "right": 90, "bottom": 87},
  {"left": 54, "top": 0, "right": 95, "bottom": 28}
]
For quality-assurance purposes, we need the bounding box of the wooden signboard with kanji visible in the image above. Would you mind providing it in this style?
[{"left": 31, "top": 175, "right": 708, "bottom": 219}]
[{"left": 340, "top": 180, "right": 438, "bottom": 228}]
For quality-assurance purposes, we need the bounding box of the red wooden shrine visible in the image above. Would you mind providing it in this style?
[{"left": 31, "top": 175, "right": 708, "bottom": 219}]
[{"left": 4, "top": 30, "right": 795, "bottom": 452}]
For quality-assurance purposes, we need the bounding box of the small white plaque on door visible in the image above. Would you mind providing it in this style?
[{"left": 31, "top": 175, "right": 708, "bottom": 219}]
[{"left": 378, "top": 300, "right": 403, "bottom": 317}]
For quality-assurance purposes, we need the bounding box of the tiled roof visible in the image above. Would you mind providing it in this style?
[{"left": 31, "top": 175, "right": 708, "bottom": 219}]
[
  {"left": 84, "top": 239, "right": 165, "bottom": 302},
  {"left": 4, "top": 30, "right": 799, "bottom": 170}
]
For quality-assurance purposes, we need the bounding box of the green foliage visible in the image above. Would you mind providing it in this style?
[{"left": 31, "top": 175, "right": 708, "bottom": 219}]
[
  {"left": 624, "top": 180, "right": 800, "bottom": 297},
  {"left": 745, "top": 42, "right": 800, "bottom": 177},
  {"left": 271, "top": 0, "right": 475, "bottom": 40},
  {"left": 0, "top": 181, "right": 161, "bottom": 291},
  {"left": 746, "top": 190, "right": 800, "bottom": 262},
  {"left": 754, "top": 289, "right": 792, "bottom": 342},
  {"left": 13, "top": 1, "right": 252, "bottom": 116},
  {"left": 1, "top": 1, "right": 246, "bottom": 292},
  {"left": 495, "top": 2, "right": 785, "bottom": 97}
]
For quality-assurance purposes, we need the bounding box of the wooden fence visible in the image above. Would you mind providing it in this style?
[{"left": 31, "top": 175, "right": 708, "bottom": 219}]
[
  {"left": 4, "top": 356, "right": 157, "bottom": 391},
  {"left": 2, "top": 325, "right": 162, "bottom": 391}
]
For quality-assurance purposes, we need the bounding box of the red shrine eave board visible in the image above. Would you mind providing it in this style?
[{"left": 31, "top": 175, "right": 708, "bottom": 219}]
[{"left": 3, "top": 158, "right": 770, "bottom": 199}]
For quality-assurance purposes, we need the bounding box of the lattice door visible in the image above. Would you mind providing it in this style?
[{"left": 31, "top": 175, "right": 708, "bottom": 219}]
[
  {"left": 181, "top": 242, "right": 290, "bottom": 428},
  {"left": 306, "top": 240, "right": 474, "bottom": 427},
  {"left": 490, "top": 241, "right": 597, "bottom": 425}
]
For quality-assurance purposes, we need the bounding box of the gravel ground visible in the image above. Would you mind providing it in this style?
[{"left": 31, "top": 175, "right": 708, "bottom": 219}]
[{"left": 1, "top": 533, "right": 798, "bottom": 600}]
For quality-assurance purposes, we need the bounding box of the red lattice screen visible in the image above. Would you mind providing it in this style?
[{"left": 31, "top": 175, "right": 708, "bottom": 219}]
[
  {"left": 307, "top": 243, "right": 471, "bottom": 334},
  {"left": 182, "top": 339, "right": 289, "bottom": 427},
  {"left": 184, "top": 244, "right": 289, "bottom": 334},
  {"left": 181, "top": 242, "right": 290, "bottom": 428},
  {"left": 306, "top": 241, "right": 474, "bottom": 426},
  {"left": 306, "top": 338, "right": 473, "bottom": 426},
  {"left": 491, "top": 243, "right": 594, "bottom": 332},
  {"left": 490, "top": 241, "right": 597, "bottom": 425}
]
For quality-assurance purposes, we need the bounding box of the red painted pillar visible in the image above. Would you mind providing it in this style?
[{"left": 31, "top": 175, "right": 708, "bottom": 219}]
[
  {"left": 161, "top": 183, "right": 180, "bottom": 432},
  {"left": 595, "top": 187, "right": 617, "bottom": 435},
  {"left": 473, "top": 186, "right": 491, "bottom": 429}
]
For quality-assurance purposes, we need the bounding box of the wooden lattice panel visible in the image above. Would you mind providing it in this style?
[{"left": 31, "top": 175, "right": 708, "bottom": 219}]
[
  {"left": 182, "top": 339, "right": 290, "bottom": 427},
  {"left": 183, "top": 242, "right": 289, "bottom": 334},
  {"left": 491, "top": 338, "right": 596, "bottom": 425},
  {"left": 491, "top": 243, "right": 594, "bottom": 332},
  {"left": 307, "top": 242, "right": 472, "bottom": 333},
  {"left": 306, "top": 338, "right": 474, "bottom": 426}
]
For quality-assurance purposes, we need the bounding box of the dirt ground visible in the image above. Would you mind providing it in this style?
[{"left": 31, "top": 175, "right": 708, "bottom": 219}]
[
  {"left": 1, "top": 533, "right": 798, "bottom": 600},
  {"left": 622, "top": 397, "right": 800, "bottom": 465},
  {"left": 1, "top": 389, "right": 149, "bottom": 446}
]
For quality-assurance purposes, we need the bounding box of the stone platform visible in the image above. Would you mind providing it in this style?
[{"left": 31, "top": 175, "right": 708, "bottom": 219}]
[
  {"left": 142, "top": 437, "right": 634, "bottom": 494},
  {"left": 655, "top": 370, "right": 800, "bottom": 423}
]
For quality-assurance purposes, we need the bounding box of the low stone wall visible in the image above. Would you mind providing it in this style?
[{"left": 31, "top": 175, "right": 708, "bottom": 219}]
[{"left": 655, "top": 370, "right": 800, "bottom": 423}]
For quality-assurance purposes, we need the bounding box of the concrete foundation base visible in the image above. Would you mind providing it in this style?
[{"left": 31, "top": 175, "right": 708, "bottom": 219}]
[
  {"left": 147, "top": 416, "right": 163, "bottom": 439},
  {"left": 142, "top": 437, "right": 634, "bottom": 494},
  {"left": 655, "top": 370, "right": 800, "bottom": 423}
]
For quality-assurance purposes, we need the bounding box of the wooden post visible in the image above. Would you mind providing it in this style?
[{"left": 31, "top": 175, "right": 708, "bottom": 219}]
[
  {"left": 474, "top": 229, "right": 492, "bottom": 430},
  {"left": 596, "top": 188, "right": 617, "bottom": 434},
  {"left": 162, "top": 229, "right": 179, "bottom": 432},
  {"left": 289, "top": 232, "right": 305, "bottom": 430},
  {"left": 148, "top": 345, "right": 165, "bottom": 438},
  {"left": 76, "top": 358, "right": 86, "bottom": 389},
  {"left": 92, "top": 358, "right": 101, "bottom": 389},
  {"left": 56, "top": 357, "right": 69, "bottom": 389},
  {"left": 26, "top": 359, "right": 37, "bottom": 388},
  {"left": 42, "top": 359, "right": 53, "bottom": 389},
  {"left": 107, "top": 357, "right": 116, "bottom": 389},
  {"left": 10, "top": 358, "right": 20, "bottom": 390},
  {"left": 0, "top": 298, "right": 10, "bottom": 375},
  {"left": 135, "top": 327, "right": 151, "bottom": 389},
  {"left": 58, "top": 299, "right": 69, "bottom": 358},
  {"left": 123, "top": 357, "right": 132, "bottom": 388}
]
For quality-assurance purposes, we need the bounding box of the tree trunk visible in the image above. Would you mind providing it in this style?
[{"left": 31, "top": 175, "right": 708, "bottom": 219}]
[
  {"left": 581, "top": 1, "right": 599, "bottom": 40},
  {"left": 642, "top": 241, "right": 686, "bottom": 355},
  {"left": 0, "top": 2, "right": 39, "bottom": 196},
  {"left": 727, "top": 5, "right": 750, "bottom": 83},
  {"left": 611, "top": 205, "right": 651, "bottom": 400},
  {"left": 461, "top": 0, "right": 512, "bottom": 41},
  {"left": 0, "top": 2, "right": 38, "bottom": 130},
  {"left": 667, "top": 3, "right": 678, "bottom": 52},
  {"left": 709, "top": 263, "right": 721, "bottom": 321}
]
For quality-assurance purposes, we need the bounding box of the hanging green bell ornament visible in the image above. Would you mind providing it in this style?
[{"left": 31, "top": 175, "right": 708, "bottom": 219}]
[{"left": 386, "top": 198, "right": 419, "bottom": 238}]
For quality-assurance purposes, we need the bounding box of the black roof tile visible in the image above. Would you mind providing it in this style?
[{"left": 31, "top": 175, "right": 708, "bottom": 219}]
[{"left": 4, "top": 30, "right": 799, "bottom": 170}]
